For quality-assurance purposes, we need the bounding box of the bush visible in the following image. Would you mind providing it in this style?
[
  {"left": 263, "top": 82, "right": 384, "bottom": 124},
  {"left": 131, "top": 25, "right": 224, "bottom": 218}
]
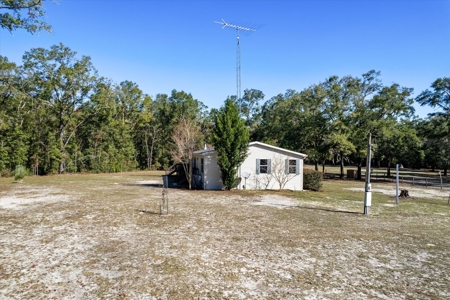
[
  {"left": 303, "top": 169, "right": 323, "bottom": 191},
  {"left": 14, "top": 165, "right": 27, "bottom": 181},
  {"left": 1, "top": 169, "right": 11, "bottom": 178}
]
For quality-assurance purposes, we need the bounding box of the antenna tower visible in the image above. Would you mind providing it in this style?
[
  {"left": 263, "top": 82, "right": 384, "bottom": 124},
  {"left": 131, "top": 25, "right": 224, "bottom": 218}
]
[{"left": 215, "top": 19, "right": 261, "bottom": 111}]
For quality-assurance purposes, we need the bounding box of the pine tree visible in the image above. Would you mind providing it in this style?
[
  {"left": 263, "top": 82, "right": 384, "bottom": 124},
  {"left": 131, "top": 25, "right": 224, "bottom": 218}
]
[{"left": 211, "top": 99, "right": 249, "bottom": 190}]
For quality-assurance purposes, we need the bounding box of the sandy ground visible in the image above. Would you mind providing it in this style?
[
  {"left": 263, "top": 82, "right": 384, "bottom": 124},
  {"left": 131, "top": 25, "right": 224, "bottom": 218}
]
[
  {"left": 344, "top": 184, "right": 449, "bottom": 200},
  {"left": 1, "top": 175, "right": 449, "bottom": 299}
]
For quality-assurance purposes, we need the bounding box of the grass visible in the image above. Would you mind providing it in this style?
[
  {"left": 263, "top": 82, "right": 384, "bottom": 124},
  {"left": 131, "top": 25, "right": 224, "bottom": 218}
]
[{"left": 0, "top": 171, "right": 449, "bottom": 299}]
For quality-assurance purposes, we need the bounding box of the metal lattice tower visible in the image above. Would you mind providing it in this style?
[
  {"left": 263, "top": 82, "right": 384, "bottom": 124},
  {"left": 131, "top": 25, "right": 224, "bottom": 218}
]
[{"left": 215, "top": 19, "right": 260, "bottom": 110}]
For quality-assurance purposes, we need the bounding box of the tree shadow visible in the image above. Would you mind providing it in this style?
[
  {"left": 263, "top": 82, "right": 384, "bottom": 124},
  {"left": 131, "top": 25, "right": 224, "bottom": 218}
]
[
  {"left": 122, "top": 183, "right": 163, "bottom": 188},
  {"left": 297, "top": 205, "right": 361, "bottom": 215},
  {"left": 136, "top": 209, "right": 161, "bottom": 215}
]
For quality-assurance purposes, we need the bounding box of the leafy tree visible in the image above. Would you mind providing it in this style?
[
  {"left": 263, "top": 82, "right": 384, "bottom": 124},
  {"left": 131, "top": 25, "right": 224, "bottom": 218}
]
[
  {"left": 0, "top": 0, "right": 54, "bottom": 34},
  {"left": 23, "top": 43, "right": 98, "bottom": 173},
  {"left": 134, "top": 94, "right": 160, "bottom": 170},
  {"left": 255, "top": 87, "right": 332, "bottom": 172},
  {"left": 416, "top": 78, "right": 450, "bottom": 175},
  {"left": 211, "top": 99, "right": 249, "bottom": 190},
  {"left": 76, "top": 79, "right": 115, "bottom": 173},
  {"left": 290, "top": 86, "right": 331, "bottom": 172},
  {"left": 148, "top": 90, "right": 208, "bottom": 170},
  {"left": 349, "top": 74, "right": 414, "bottom": 179},
  {"left": 418, "top": 116, "right": 450, "bottom": 175},
  {"left": 376, "top": 120, "right": 423, "bottom": 176},
  {"left": 253, "top": 92, "right": 289, "bottom": 146},
  {"left": 234, "top": 88, "right": 265, "bottom": 136},
  {"left": 115, "top": 80, "right": 143, "bottom": 126},
  {"left": 416, "top": 77, "right": 450, "bottom": 117},
  {"left": 254, "top": 70, "right": 414, "bottom": 180},
  {"left": 321, "top": 75, "right": 357, "bottom": 178},
  {"left": 0, "top": 56, "right": 33, "bottom": 174}
]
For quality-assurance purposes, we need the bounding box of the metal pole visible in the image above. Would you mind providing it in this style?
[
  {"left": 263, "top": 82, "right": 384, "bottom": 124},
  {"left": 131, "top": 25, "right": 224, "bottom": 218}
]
[
  {"left": 236, "top": 29, "right": 241, "bottom": 114},
  {"left": 364, "top": 133, "right": 372, "bottom": 215},
  {"left": 236, "top": 29, "right": 242, "bottom": 187},
  {"left": 396, "top": 164, "right": 399, "bottom": 205},
  {"left": 439, "top": 171, "right": 443, "bottom": 190}
]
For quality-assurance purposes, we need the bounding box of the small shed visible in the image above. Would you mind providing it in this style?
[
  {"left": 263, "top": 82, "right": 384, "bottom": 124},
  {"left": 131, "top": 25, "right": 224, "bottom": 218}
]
[
  {"left": 192, "top": 141, "right": 307, "bottom": 191},
  {"left": 192, "top": 148, "right": 223, "bottom": 190}
]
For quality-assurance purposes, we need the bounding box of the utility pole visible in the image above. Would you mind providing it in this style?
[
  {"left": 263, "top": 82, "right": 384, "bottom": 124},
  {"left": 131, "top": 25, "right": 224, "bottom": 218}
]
[{"left": 364, "top": 132, "right": 372, "bottom": 215}]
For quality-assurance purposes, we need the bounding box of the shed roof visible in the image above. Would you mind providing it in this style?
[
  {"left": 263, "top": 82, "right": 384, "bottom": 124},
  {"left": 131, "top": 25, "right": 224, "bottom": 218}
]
[{"left": 193, "top": 148, "right": 216, "bottom": 155}]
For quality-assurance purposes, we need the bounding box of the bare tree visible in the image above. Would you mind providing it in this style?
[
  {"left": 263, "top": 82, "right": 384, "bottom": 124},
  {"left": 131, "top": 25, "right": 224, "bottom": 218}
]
[
  {"left": 142, "top": 122, "right": 160, "bottom": 169},
  {"left": 271, "top": 155, "right": 299, "bottom": 190},
  {"left": 171, "top": 116, "right": 202, "bottom": 190},
  {"left": 256, "top": 173, "right": 273, "bottom": 189}
]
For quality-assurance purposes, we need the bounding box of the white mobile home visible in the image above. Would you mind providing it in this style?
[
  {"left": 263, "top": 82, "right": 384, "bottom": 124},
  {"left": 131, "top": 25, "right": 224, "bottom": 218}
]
[{"left": 192, "top": 141, "right": 307, "bottom": 190}]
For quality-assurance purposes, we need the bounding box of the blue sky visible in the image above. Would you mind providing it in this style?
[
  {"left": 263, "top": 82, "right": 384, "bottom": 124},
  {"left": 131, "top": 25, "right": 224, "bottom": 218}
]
[{"left": 1, "top": 0, "right": 449, "bottom": 118}]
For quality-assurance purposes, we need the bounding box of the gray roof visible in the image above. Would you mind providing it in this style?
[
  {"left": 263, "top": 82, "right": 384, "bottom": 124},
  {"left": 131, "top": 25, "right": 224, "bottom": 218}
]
[
  {"left": 249, "top": 141, "right": 308, "bottom": 158},
  {"left": 193, "top": 148, "right": 216, "bottom": 155},
  {"left": 193, "top": 141, "right": 307, "bottom": 158}
]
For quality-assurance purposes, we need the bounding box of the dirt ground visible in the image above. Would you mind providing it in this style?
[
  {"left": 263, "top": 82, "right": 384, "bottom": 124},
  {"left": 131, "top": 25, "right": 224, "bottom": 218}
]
[{"left": 1, "top": 173, "right": 449, "bottom": 299}]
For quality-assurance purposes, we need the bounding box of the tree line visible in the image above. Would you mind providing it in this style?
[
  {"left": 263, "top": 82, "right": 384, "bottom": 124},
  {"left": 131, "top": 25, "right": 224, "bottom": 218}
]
[{"left": 0, "top": 44, "right": 449, "bottom": 178}]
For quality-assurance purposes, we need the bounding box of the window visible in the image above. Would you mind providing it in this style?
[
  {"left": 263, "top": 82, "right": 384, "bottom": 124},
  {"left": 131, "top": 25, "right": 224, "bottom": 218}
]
[
  {"left": 260, "top": 159, "right": 268, "bottom": 173},
  {"left": 286, "top": 159, "right": 300, "bottom": 175},
  {"left": 201, "top": 158, "right": 204, "bottom": 173},
  {"left": 256, "top": 159, "right": 271, "bottom": 174},
  {"left": 288, "top": 159, "right": 297, "bottom": 174}
]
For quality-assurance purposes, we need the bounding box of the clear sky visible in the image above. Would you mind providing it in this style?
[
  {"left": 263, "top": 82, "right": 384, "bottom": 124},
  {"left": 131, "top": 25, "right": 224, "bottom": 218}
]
[{"left": 1, "top": 0, "right": 449, "bottom": 118}]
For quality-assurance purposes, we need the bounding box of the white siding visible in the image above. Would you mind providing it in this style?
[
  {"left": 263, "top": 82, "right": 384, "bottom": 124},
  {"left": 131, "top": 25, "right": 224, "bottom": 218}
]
[
  {"left": 240, "top": 144, "right": 304, "bottom": 191},
  {"left": 193, "top": 152, "right": 223, "bottom": 190},
  {"left": 194, "top": 142, "right": 305, "bottom": 191},
  {"left": 204, "top": 153, "right": 223, "bottom": 190}
]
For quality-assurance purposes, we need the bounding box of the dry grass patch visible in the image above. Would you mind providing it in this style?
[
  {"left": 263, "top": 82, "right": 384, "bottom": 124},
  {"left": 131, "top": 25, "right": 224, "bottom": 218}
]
[{"left": 0, "top": 172, "right": 449, "bottom": 299}]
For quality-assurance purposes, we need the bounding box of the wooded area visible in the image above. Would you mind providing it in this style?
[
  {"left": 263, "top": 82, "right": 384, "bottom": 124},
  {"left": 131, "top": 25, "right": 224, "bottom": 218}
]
[{"left": 0, "top": 44, "right": 449, "bottom": 177}]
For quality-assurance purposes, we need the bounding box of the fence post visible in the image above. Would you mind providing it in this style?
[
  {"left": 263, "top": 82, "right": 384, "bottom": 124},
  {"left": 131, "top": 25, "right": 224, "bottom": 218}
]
[
  {"left": 439, "top": 172, "right": 443, "bottom": 190},
  {"left": 426, "top": 178, "right": 428, "bottom": 188},
  {"left": 396, "top": 164, "right": 399, "bottom": 205},
  {"left": 412, "top": 177, "right": 414, "bottom": 186}
]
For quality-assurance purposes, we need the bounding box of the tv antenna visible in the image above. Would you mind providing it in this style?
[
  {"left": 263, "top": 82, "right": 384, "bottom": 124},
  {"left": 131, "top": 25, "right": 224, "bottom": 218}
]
[{"left": 215, "top": 18, "right": 261, "bottom": 112}]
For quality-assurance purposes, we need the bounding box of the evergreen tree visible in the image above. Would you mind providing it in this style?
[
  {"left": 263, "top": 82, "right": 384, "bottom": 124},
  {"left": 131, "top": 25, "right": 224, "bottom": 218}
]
[{"left": 211, "top": 99, "right": 249, "bottom": 190}]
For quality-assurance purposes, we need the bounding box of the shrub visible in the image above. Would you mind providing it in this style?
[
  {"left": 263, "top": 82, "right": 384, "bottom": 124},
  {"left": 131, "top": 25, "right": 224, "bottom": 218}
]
[
  {"left": 1, "top": 169, "right": 11, "bottom": 178},
  {"left": 303, "top": 169, "right": 323, "bottom": 191},
  {"left": 14, "top": 165, "right": 27, "bottom": 181}
]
